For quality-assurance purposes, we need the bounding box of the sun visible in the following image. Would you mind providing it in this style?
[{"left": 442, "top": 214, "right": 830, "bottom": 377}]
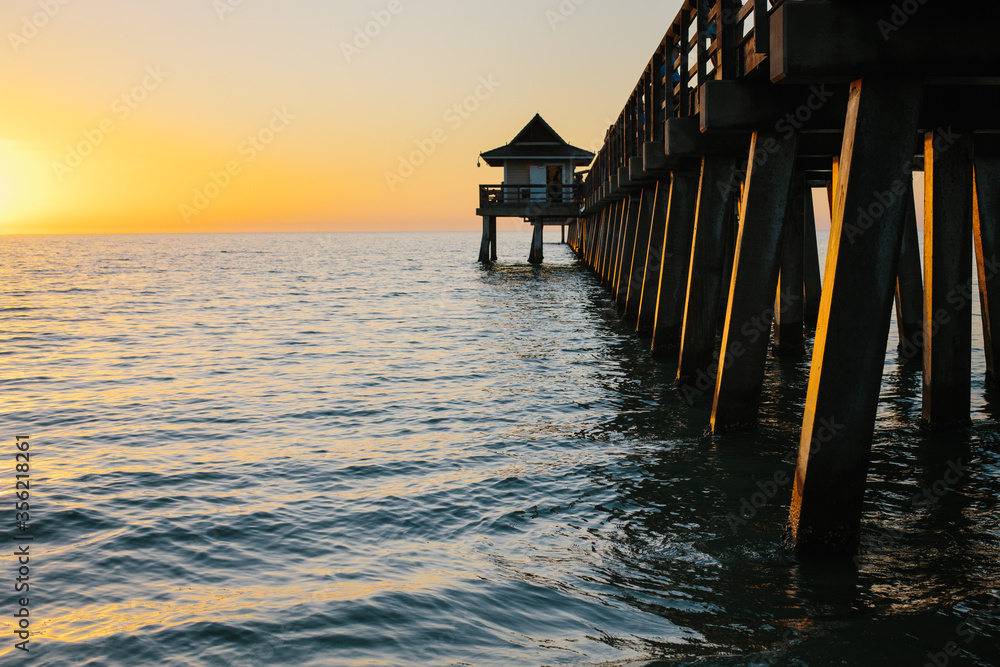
[
  {"left": 0, "top": 140, "right": 50, "bottom": 233},
  {"left": 0, "top": 146, "right": 14, "bottom": 211}
]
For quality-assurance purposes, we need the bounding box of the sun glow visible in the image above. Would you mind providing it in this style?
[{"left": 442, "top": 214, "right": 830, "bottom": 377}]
[{"left": 0, "top": 140, "right": 48, "bottom": 233}]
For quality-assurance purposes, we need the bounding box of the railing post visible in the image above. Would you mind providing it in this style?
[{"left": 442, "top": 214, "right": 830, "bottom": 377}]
[
  {"left": 652, "top": 43, "right": 665, "bottom": 140},
  {"left": 696, "top": 0, "right": 709, "bottom": 85},
  {"left": 679, "top": 9, "right": 690, "bottom": 117},
  {"left": 645, "top": 64, "right": 655, "bottom": 143},
  {"left": 719, "top": 0, "right": 739, "bottom": 80},
  {"left": 754, "top": 0, "right": 769, "bottom": 57}
]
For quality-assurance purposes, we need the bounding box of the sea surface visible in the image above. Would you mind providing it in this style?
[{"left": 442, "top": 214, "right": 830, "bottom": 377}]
[{"left": 1, "top": 231, "right": 998, "bottom": 666}]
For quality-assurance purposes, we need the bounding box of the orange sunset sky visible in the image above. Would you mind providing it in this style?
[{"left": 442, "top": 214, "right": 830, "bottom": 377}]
[{"left": 0, "top": 0, "right": 692, "bottom": 235}]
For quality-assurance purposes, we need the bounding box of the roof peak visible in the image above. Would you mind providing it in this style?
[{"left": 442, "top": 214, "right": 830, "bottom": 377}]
[{"left": 509, "top": 114, "right": 568, "bottom": 146}]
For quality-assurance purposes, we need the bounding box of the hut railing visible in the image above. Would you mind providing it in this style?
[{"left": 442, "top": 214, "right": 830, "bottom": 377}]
[{"left": 480, "top": 184, "right": 582, "bottom": 207}]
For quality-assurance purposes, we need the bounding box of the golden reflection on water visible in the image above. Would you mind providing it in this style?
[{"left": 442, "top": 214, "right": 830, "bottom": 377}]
[{"left": 35, "top": 571, "right": 455, "bottom": 646}]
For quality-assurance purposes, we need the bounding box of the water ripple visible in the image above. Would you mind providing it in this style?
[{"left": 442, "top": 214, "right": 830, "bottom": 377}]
[{"left": 0, "top": 232, "right": 998, "bottom": 666}]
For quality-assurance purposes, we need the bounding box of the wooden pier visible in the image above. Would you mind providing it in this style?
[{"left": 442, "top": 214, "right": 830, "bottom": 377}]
[{"left": 557, "top": 0, "right": 1000, "bottom": 558}]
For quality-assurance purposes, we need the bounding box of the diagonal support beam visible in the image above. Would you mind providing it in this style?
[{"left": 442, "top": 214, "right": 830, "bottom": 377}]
[
  {"left": 711, "top": 130, "right": 799, "bottom": 432},
  {"left": 895, "top": 185, "right": 923, "bottom": 363},
  {"left": 615, "top": 192, "right": 642, "bottom": 311},
  {"left": 625, "top": 184, "right": 657, "bottom": 320},
  {"left": 789, "top": 78, "right": 923, "bottom": 558},
  {"left": 803, "top": 187, "right": 823, "bottom": 325},
  {"left": 651, "top": 171, "right": 699, "bottom": 355},
  {"left": 637, "top": 178, "right": 671, "bottom": 335},
  {"left": 674, "top": 157, "right": 738, "bottom": 374}
]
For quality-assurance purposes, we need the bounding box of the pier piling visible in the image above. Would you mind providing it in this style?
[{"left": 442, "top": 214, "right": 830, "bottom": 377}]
[
  {"left": 552, "top": 0, "right": 999, "bottom": 559},
  {"left": 922, "top": 130, "right": 975, "bottom": 427},
  {"left": 651, "top": 170, "right": 699, "bottom": 356},
  {"left": 625, "top": 184, "right": 657, "bottom": 320},
  {"left": 895, "top": 189, "right": 923, "bottom": 363},
  {"left": 614, "top": 192, "right": 642, "bottom": 310},
  {"left": 788, "top": 78, "right": 923, "bottom": 557},
  {"left": 711, "top": 129, "right": 798, "bottom": 433},
  {"left": 803, "top": 188, "right": 822, "bottom": 325},
  {"left": 774, "top": 175, "right": 806, "bottom": 356},
  {"left": 528, "top": 222, "right": 545, "bottom": 265},
  {"left": 479, "top": 216, "right": 493, "bottom": 264},
  {"left": 975, "top": 157, "right": 1000, "bottom": 387},
  {"left": 673, "top": 157, "right": 736, "bottom": 374},
  {"left": 636, "top": 178, "right": 671, "bottom": 335}
]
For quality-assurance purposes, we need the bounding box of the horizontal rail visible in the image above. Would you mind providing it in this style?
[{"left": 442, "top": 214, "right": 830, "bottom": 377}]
[{"left": 479, "top": 184, "right": 582, "bottom": 207}]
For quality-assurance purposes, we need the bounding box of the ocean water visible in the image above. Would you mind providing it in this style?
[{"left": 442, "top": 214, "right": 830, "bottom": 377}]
[{"left": 1, "top": 230, "right": 998, "bottom": 666}]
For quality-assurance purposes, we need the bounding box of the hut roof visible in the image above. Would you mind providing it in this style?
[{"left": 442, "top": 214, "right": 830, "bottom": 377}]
[{"left": 480, "top": 114, "right": 595, "bottom": 166}]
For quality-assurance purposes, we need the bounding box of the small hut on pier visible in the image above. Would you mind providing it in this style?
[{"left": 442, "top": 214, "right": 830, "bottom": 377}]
[{"left": 476, "top": 114, "right": 594, "bottom": 264}]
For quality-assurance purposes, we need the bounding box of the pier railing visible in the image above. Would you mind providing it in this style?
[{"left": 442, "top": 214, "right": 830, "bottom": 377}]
[
  {"left": 479, "top": 184, "right": 582, "bottom": 208},
  {"left": 586, "top": 0, "right": 779, "bottom": 194}
]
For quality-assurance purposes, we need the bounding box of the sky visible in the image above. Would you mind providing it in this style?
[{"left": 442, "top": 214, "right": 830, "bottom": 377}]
[{"left": 0, "top": 0, "right": 689, "bottom": 235}]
